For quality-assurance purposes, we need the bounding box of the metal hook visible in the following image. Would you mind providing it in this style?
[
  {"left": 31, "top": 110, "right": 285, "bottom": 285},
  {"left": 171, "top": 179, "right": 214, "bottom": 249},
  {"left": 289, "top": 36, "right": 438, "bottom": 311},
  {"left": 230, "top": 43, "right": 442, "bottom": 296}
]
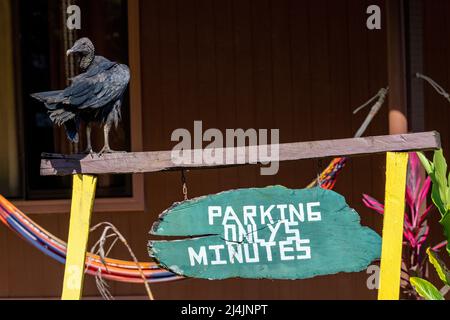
[
  {"left": 181, "top": 170, "right": 189, "bottom": 201},
  {"left": 353, "top": 87, "right": 389, "bottom": 138}
]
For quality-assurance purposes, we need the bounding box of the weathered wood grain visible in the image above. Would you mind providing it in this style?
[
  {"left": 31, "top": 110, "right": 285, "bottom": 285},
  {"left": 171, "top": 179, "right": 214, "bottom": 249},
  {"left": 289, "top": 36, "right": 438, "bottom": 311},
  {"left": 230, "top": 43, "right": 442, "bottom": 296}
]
[{"left": 40, "top": 131, "right": 441, "bottom": 176}]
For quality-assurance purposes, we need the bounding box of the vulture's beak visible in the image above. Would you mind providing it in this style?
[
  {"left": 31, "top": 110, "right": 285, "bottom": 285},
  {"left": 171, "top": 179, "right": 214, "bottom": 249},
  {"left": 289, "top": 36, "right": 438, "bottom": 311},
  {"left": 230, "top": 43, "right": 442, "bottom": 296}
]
[
  {"left": 66, "top": 43, "right": 80, "bottom": 56},
  {"left": 66, "top": 49, "right": 74, "bottom": 56}
]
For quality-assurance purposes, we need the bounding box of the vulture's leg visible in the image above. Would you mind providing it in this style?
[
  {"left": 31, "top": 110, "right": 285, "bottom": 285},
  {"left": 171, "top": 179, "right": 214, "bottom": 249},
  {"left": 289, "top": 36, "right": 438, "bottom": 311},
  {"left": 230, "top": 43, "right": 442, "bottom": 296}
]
[
  {"left": 99, "top": 104, "right": 126, "bottom": 155},
  {"left": 83, "top": 123, "right": 94, "bottom": 154},
  {"left": 99, "top": 123, "right": 125, "bottom": 155},
  {"left": 99, "top": 123, "right": 113, "bottom": 155}
]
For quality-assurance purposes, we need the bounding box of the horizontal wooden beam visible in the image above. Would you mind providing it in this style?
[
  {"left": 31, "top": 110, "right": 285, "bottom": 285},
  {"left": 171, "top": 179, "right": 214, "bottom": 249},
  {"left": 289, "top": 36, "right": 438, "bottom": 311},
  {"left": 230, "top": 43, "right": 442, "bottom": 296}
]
[{"left": 40, "top": 131, "right": 441, "bottom": 176}]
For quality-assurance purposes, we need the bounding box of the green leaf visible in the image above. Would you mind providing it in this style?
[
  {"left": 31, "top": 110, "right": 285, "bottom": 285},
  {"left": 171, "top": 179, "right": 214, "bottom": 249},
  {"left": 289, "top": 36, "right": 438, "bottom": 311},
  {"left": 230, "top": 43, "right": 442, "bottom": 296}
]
[
  {"left": 448, "top": 171, "right": 450, "bottom": 211},
  {"left": 431, "top": 179, "right": 447, "bottom": 217},
  {"left": 440, "top": 212, "right": 450, "bottom": 255},
  {"left": 427, "top": 248, "right": 450, "bottom": 286},
  {"left": 418, "top": 150, "right": 448, "bottom": 216},
  {"left": 410, "top": 277, "right": 444, "bottom": 300},
  {"left": 420, "top": 150, "right": 450, "bottom": 254},
  {"left": 417, "top": 152, "right": 433, "bottom": 175},
  {"left": 434, "top": 150, "right": 449, "bottom": 209}
]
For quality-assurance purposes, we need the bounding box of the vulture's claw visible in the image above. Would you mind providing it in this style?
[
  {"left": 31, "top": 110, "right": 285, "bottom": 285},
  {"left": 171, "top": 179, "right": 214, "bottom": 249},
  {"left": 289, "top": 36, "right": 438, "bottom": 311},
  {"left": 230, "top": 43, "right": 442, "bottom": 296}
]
[
  {"left": 98, "top": 147, "right": 127, "bottom": 156},
  {"left": 82, "top": 147, "right": 95, "bottom": 156}
]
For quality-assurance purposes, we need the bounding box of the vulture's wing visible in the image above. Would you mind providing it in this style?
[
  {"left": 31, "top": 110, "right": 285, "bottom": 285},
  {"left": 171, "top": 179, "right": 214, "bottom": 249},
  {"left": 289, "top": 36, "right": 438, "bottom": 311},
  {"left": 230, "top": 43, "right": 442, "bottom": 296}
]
[{"left": 62, "top": 58, "right": 130, "bottom": 110}]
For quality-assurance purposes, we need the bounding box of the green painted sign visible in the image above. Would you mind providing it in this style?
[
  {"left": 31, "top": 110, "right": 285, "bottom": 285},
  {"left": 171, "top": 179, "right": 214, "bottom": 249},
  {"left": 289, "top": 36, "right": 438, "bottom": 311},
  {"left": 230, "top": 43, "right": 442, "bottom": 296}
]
[{"left": 149, "top": 186, "right": 381, "bottom": 280}]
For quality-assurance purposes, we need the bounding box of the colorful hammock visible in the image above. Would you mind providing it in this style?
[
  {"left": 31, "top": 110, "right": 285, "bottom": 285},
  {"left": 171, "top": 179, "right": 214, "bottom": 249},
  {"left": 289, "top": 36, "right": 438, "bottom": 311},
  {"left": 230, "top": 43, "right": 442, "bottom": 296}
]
[{"left": 0, "top": 195, "right": 181, "bottom": 284}]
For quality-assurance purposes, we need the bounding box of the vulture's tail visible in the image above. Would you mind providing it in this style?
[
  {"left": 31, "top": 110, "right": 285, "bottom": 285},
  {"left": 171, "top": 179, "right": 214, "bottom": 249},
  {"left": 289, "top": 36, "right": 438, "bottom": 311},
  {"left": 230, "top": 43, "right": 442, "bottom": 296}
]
[
  {"left": 48, "top": 109, "right": 79, "bottom": 143},
  {"left": 31, "top": 91, "right": 65, "bottom": 110},
  {"left": 63, "top": 119, "right": 80, "bottom": 144},
  {"left": 31, "top": 91, "right": 79, "bottom": 143}
]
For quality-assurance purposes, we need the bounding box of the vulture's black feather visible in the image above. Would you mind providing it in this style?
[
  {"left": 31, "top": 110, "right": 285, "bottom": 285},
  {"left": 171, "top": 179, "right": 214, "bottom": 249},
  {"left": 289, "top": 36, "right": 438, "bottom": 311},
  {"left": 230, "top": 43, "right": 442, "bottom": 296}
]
[{"left": 31, "top": 38, "right": 130, "bottom": 154}]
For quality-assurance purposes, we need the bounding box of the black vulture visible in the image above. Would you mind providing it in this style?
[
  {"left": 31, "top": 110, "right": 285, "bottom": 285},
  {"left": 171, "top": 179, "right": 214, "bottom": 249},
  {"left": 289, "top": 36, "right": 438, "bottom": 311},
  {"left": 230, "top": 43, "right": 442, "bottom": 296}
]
[{"left": 31, "top": 38, "right": 130, "bottom": 154}]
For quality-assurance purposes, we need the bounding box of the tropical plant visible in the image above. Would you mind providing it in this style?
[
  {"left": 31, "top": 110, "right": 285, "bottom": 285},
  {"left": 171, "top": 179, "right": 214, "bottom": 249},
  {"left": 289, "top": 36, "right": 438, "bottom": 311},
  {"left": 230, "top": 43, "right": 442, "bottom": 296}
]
[
  {"left": 363, "top": 153, "right": 441, "bottom": 299},
  {"left": 410, "top": 150, "right": 450, "bottom": 300},
  {"left": 417, "top": 150, "right": 450, "bottom": 253}
]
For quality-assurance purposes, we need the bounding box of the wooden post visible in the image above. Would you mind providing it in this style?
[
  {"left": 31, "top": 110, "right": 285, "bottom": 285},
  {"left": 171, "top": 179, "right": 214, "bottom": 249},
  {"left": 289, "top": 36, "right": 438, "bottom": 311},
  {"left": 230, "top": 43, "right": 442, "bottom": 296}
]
[
  {"left": 62, "top": 174, "right": 97, "bottom": 300},
  {"left": 378, "top": 152, "right": 409, "bottom": 300}
]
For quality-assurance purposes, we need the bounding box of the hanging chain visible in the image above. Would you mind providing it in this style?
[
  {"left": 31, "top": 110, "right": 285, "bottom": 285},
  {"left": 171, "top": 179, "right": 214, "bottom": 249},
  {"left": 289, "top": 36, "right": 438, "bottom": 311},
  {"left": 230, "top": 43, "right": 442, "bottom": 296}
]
[{"left": 181, "top": 170, "right": 189, "bottom": 201}]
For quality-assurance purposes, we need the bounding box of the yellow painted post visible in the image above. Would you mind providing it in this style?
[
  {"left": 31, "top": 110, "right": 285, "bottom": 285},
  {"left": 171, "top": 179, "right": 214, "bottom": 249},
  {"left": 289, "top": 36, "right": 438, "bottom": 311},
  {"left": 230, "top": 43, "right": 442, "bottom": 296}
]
[
  {"left": 62, "top": 174, "right": 98, "bottom": 300},
  {"left": 378, "top": 152, "right": 409, "bottom": 300}
]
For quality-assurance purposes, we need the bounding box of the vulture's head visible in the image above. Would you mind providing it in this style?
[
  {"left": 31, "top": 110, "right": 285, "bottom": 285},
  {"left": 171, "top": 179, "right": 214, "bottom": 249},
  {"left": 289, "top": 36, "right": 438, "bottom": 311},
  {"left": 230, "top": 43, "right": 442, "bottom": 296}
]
[
  {"left": 67, "top": 37, "right": 94, "bottom": 56},
  {"left": 67, "top": 38, "right": 95, "bottom": 69}
]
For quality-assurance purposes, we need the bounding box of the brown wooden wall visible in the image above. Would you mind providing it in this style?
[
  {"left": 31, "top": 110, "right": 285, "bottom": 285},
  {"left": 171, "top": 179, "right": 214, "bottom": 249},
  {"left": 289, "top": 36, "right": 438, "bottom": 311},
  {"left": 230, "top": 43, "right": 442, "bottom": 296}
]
[
  {"left": 421, "top": 0, "right": 450, "bottom": 256},
  {"left": 423, "top": 0, "right": 450, "bottom": 157},
  {"left": 0, "top": 0, "right": 390, "bottom": 299}
]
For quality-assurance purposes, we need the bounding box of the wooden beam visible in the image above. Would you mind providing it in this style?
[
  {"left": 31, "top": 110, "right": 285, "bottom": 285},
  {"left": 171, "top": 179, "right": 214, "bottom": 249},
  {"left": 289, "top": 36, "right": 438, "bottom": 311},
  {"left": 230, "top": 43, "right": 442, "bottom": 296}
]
[{"left": 40, "top": 131, "right": 441, "bottom": 176}]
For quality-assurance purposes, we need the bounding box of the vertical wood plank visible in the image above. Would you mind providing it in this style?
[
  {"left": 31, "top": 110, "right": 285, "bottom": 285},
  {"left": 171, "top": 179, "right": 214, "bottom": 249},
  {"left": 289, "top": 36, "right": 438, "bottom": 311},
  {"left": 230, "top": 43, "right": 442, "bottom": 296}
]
[
  {"left": 0, "top": 225, "right": 9, "bottom": 297},
  {"left": 348, "top": 0, "right": 372, "bottom": 239},
  {"left": 386, "top": 0, "right": 408, "bottom": 135},
  {"left": 233, "top": 0, "right": 258, "bottom": 194},
  {"left": 271, "top": 0, "right": 295, "bottom": 188},
  {"left": 251, "top": 0, "right": 276, "bottom": 188},
  {"left": 406, "top": 0, "right": 425, "bottom": 133},
  {"left": 423, "top": 0, "right": 449, "bottom": 159},
  {"left": 328, "top": 0, "right": 351, "bottom": 141},
  {"left": 177, "top": 0, "right": 200, "bottom": 200},
  {"left": 197, "top": 0, "right": 221, "bottom": 196},
  {"left": 160, "top": 0, "right": 181, "bottom": 207},
  {"left": 142, "top": 0, "right": 171, "bottom": 230},
  {"left": 327, "top": 0, "right": 352, "bottom": 298},
  {"left": 62, "top": 175, "right": 97, "bottom": 300},
  {"left": 128, "top": 0, "right": 144, "bottom": 153},
  {"left": 366, "top": 0, "right": 390, "bottom": 300},
  {"left": 378, "top": 152, "right": 408, "bottom": 300},
  {"left": 127, "top": 0, "right": 146, "bottom": 215},
  {"left": 289, "top": 0, "right": 315, "bottom": 190},
  {"left": 35, "top": 215, "right": 62, "bottom": 297},
  {"left": 215, "top": 0, "right": 239, "bottom": 192},
  {"left": 308, "top": 0, "right": 331, "bottom": 141}
]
